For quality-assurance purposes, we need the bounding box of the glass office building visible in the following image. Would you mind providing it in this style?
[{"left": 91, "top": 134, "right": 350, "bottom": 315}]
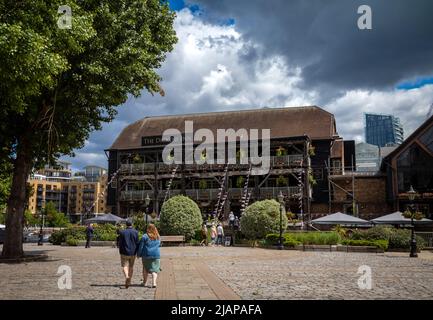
[{"left": 365, "top": 113, "right": 404, "bottom": 147}]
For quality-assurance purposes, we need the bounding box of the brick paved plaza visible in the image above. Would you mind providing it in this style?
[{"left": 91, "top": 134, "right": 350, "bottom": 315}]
[{"left": 1, "top": 244, "right": 433, "bottom": 300}]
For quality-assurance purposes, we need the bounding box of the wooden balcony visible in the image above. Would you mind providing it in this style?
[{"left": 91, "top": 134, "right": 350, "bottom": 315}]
[
  {"left": 118, "top": 155, "right": 305, "bottom": 176},
  {"left": 120, "top": 186, "right": 302, "bottom": 203}
]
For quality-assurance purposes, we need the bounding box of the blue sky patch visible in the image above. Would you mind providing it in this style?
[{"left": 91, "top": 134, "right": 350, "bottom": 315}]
[{"left": 397, "top": 76, "right": 433, "bottom": 90}]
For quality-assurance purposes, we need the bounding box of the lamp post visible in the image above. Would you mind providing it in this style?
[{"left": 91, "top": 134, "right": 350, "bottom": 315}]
[
  {"left": 407, "top": 185, "right": 418, "bottom": 258},
  {"left": 277, "top": 191, "right": 284, "bottom": 250},
  {"left": 145, "top": 193, "right": 151, "bottom": 228},
  {"left": 37, "top": 199, "right": 46, "bottom": 246}
]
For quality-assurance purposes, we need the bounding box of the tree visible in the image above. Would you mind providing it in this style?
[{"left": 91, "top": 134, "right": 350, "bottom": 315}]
[
  {"left": 0, "top": 160, "right": 12, "bottom": 214},
  {"left": 240, "top": 199, "right": 288, "bottom": 240},
  {"left": 0, "top": 0, "right": 177, "bottom": 258},
  {"left": 160, "top": 196, "right": 203, "bottom": 240},
  {"left": 44, "top": 202, "right": 69, "bottom": 227}
]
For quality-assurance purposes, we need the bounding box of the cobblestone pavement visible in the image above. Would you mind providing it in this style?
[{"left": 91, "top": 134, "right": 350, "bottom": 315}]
[{"left": 1, "top": 244, "right": 433, "bottom": 300}]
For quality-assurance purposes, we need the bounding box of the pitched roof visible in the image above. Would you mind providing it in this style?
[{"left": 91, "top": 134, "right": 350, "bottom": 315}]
[
  {"left": 383, "top": 114, "right": 433, "bottom": 162},
  {"left": 109, "top": 106, "right": 338, "bottom": 150}
]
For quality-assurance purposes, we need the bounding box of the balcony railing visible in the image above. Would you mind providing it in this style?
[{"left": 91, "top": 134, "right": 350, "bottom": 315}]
[
  {"left": 120, "top": 186, "right": 302, "bottom": 202},
  {"left": 118, "top": 155, "right": 305, "bottom": 175}
]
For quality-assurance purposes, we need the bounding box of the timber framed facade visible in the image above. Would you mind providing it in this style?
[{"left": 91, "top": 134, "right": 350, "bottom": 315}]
[{"left": 106, "top": 106, "right": 348, "bottom": 222}]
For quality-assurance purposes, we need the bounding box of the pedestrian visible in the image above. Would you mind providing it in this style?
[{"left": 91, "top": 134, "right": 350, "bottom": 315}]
[
  {"left": 200, "top": 223, "right": 208, "bottom": 246},
  {"left": 216, "top": 223, "right": 224, "bottom": 246},
  {"left": 210, "top": 224, "right": 217, "bottom": 246},
  {"left": 85, "top": 223, "right": 94, "bottom": 248},
  {"left": 234, "top": 216, "right": 240, "bottom": 230},
  {"left": 118, "top": 220, "right": 139, "bottom": 289},
  {"left": 137, "top": 223, "right": 161, "bottom": 288},
  {"left": 229, "top": 211, "right": 235, "bottom": 228}
]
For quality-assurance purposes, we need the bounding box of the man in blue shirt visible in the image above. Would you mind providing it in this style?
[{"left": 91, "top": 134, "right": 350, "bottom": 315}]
[{"left": 118, "top": 220, "right": 139, "bottom": 289}]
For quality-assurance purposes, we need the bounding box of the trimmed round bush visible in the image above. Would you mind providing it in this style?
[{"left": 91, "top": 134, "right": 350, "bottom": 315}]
[
  {"left": 160, "top": 195, "right": 203, "bottom": 240},
  {"left": 240, "top": 199, "right": 288, "bottom": 240}
]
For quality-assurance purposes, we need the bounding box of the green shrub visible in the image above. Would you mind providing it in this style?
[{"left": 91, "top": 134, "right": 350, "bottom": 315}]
[
  {"left": 44, "top": 202, "right": 70, "bottom": 227},
  {"left": 341, "top": 239, "right": 389, "bottom": 251},
  {"left": 388, "top": 229, "right": 426, "bottom": 250},
  {"left": 131, "top": 212, "right": 147, "bottom": 232},
  {"left": 351, "top": 226, "right": 425, "bottom": 250},
  {"left": 49, "top": 226, "right": 86, "bottom": 245},
  {"left": 265, "top": 233, "right": 301, "bottom": 247},
  {"left": 93, "top": 224, "right": 117, "bottom": 241},
  {"left": 240, "top": 200, "right": 288, "bottom": 240},
  {"left": 283, "top": 237, "right": 301, "bottom": 247},
  {"left": 351, "top": 226, "right": 393, "bottom": 241},
  {"left": 289, "top": 232, "right": 341, "bottom": 245},
  {"left": 160, "top": 195, "right": 203, "bottom": 240},
  {"left": 65, "top": 236, "right": 79, "bottom": 246}
]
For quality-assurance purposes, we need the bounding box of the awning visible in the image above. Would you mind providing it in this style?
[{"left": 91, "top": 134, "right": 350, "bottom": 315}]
[
  {"left": 371, "top": 211, "right": 433, "bottom": 225},
  {"left": 84, "top": 213, "right": 126, "bottom": 224},
  {"left": 311, "top": 212, "right": 371, "bottom": 226}
]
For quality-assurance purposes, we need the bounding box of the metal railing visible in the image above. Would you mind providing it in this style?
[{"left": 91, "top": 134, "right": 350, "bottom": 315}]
[
  {"left": 120, "top": 186, "right": 302, "bottom": 202},
  {"left": 118, "top": 155, "right": 305, "bottom": 175}
]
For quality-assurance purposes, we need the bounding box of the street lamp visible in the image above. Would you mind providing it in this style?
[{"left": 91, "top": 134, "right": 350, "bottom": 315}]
[
  {"left": 277, "top": 191, "right": 284, "bottom": 250},
  {"left": 145, "top": 193, "right": 151, "bottom": 227},
  {"left": 38, "top": 199, "right": 46, "bottom": 246},
  {"left": 407, "top": 185, "right": 418, "bottom": 258}
]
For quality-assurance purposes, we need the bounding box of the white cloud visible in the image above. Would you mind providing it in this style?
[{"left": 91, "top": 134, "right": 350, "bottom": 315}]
[
  {"left": 327, "top": 85, "right": 433, "bottom": 142},
  {"left": 64, "top": 8, "right": 433, "bottom": 170}
]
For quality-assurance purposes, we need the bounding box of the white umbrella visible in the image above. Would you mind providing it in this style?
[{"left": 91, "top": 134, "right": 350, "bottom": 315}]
[
  {"left": 371, "top": 211, "right": 433, "bottom": 225},
  {"left": 311, "top": 212, "right": 371, "bottom": 226}
]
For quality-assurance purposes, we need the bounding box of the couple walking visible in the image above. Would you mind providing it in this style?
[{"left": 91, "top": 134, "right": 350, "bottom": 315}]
[{"left": 117, "top": 220, "right": 161, "bottom": 289}]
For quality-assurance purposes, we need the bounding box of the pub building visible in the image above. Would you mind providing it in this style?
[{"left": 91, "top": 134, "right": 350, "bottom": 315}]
[{"left": 106, "top": 106, "right": 354, "bottom": 222}]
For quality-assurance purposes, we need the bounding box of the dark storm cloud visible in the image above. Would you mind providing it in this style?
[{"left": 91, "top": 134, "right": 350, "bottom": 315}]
[{"left": 190, "top": 0, "right": 433, "bottom": 92}]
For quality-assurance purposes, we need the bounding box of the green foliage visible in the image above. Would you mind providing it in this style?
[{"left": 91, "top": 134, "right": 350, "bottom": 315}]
[
  {"left": 131, "top": 212, "right": 147, "bottom": 233},
  {"left": 286, "top": 212, "right": 296, "bottom": 220},
  {"left": 341, "top": 239, "right": 389, "bottom": 251},
  {"left": 264, "top": 233, "right": 300, "bottom": 247},
  {"left": 49, "top": 226, "right": 86, "bottom": 245},
  {"left": 93, "top": 224, "right": 117, "bottom": 241},
  {"left": 199, "top": 179, "right": 207, "bottom": 190},
  {"left": 289, "top": 232, "right": 341, "bottom": 245},
  {"left": 308, "top": 172, "right": 317, "bottom": 186},
  {"left": 50, "top": 224, "right": 120, "bottom": 244},
  {"left": 240, "top": 200, "right": 288, "bottom": 240},
  {"left": 0, "top": 160, "right": 12, "bottom": 212},
  {"left": 402, "top": 210, "right": 424, "bottom": 220},
  {"left": 44, "top": 202, "right": 69, "bottom": 227},
  {"left": 351, "top": 226, "right": 393, "bottom": 241},
  {"left": 352, "top": 226, "right": 426, "bottom": 250},
  {"left": 332, "top": 225, "right": 347, "bottom": 238},
  {"left": 276, "top": 175, "right": 288, "bottom": 187},
  {"left": 283, "top": 237, "right": 301, "bottom": 247},
  {"left": 65, "top": 236, "right": 79, "bottom": 246},
  {"left": 160, "top": 196, "right": 203, "bottom": 240},
  {"left": 0, "top": 211, "right": 5, "bottom": 224},
  {"left": 24, "top": 209, "right": 39, "bottom": 226},
  {"left": 275, "top": 147, "right": 287, "bottom": 156},
  {"left": 0, "top": 0, "right": 177, "bottom": 256},
  {"left": 236, "top": 176, "right": 245, "bottom": 188}
]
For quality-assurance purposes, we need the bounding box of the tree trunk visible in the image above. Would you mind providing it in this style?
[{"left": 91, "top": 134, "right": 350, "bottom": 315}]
[{"left": 1, "top": 137, "right": 32, "bottom": 259}]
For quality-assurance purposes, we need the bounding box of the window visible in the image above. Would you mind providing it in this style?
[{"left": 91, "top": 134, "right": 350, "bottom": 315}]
[{"left": 420, "top": 125, "right": 433, "bottom": 153}]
